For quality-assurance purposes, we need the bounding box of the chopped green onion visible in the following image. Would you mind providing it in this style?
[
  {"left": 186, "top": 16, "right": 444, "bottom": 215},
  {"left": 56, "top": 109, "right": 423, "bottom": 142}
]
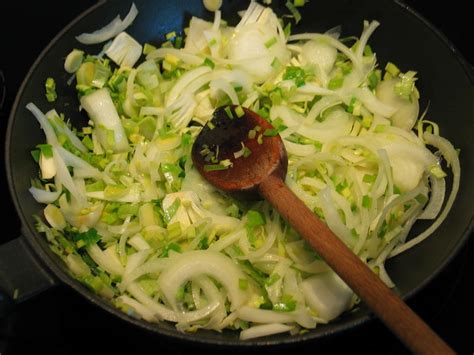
[
  {"left": 271, "top": 57, "right": 281, "bottom": 70},
  {"left": 361, "top": 114, "right": 373, "bottom": 128},
  {"left": 71, "top": 228, "right": 100, "bottom": 249},
  {"left": 248, "top": 129, "right": 256, "bottom": 139},
  {"left": 143, "top": 43, "right": 157, "bottom": 55},
  {"left": 31, "top": 149, "right": 40, "bottom": 163},
  {"left": 174, "top": 36, "right": 183, "bottom": 49},
  {"left": 246, "top": 210, "right": 265, "bottom": 228},
  {"left": 328, "top": 76, "right": 344, "bottom": 90},
  {"left": 257, "top": 134, "right": 263, "bottom": 145},
  {"left": 415, "top": 193, "right": 429, "bottom": 205},
  {"left": 429, "top": 164, "right": 447, "bottom": 178},
  {"left": 204, "top": 164, "right": 230, "bottom": 172},
  {"left": 368, "top": 70, "right": 380, "bottom": 90},
  {"left": 273, "top": 294, "right": 296, "bottom": 312},
  {"left": 165, "top": 31, "right": 176, "bottom": 40},
  {"left": 347, "top": 96, "right": 361, "bottom": 116},
  {"left": 36, "top": 144, "right": 53, "bottom": 158},
  {"left": 166, "top": 222, "right": 182, "bottom": 239},
  {"left": 285, "top": 1, "right": 302, "bottom": 24},
  {"left": 243, "top": 147, "right": 252, "bottom": 158},
  {"left": 263, "top": 128, "right": 279, "bottom": 137},
  {"left": 283, "top": 22, "right": 292, "bottom": 38},
  {"left": 45, "top": 77, "right": 57, "bottom": 102},
  {"left": 385, "top": 62, "right": 400, "bottom": 77},
  {"left": 362, "top": 195, "right": 372, "bottom": 208},
  {"left": 207, "top": 121, "right": 215, "bottom": 130},
  {"left": 203, "top": 57, "right": 215, "bottom": 69},
  {"left": 283, "top": 66, "right": 306, "bottom": 87},
  {"left": 265, "top": 37, "right": 277, "bottom": 48},
  {"left": 363, "top": 174, "right": 376, "bottom": 183},
  {"left": 394, "top": 71, "right": 417, "bottom": 100},
  {"left": 224, "top": 106, "right": 234, "bottom": 119},
  {"left": 208, "top": 38, "right": 217, "bottom": 47},
  {"left": 239, "top": 278, "right": 249, "bottom": 290},
  {"left": 363, "top": 44, "right": 373, "bottom": 56},
  {"left": 235, "top": 105, "right": 245, "bottom": 118},
  {"left": 264, "top": 273, "right": 281, "bottom": 286},
  {"left": 161, "top": 242, "right": 182, "bottom": 257}
]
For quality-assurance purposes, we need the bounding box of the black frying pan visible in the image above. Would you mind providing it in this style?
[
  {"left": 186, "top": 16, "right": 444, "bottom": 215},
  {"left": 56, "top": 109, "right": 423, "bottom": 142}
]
[{"left": 1, "top": 0, "right": 473, "bottom": 349}]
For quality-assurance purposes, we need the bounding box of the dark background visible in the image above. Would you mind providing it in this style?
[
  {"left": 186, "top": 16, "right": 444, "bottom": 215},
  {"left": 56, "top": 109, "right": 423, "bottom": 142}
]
[{"left": 0, "top": 1, "right": 472, "bottom": 354}]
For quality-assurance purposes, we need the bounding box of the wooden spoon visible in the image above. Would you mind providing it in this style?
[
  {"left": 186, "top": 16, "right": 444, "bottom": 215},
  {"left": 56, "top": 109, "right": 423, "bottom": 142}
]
[{"left": 191, "top": 105, "right": 454, "bottom": 354}]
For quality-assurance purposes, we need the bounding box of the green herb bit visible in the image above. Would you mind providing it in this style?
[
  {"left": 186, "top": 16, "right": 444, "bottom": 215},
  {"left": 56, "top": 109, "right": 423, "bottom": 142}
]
[
  {"left": 45, "top": 77, "right": 57, "bottom": 102},
  {"left": 243, "top": 147, "right": 252, "bottom": 158},
  {"left": 283, "top": 22, "right": 292, "bottom": 38},
  {"left": 208, "top": 38, "right": 217, "bottom": 47},
  {"left": 367, "top": 70, "right": 380, "bottom": 91},
  {"left": 71, "top": 228, "right": 101, "bottom": 248},
  {"left": 265, "top": 37, "right": 277, "bottom": 48},
  {"left": 31, "top": 149, "right": 40, "bottom": 163},
  {"left": 248, "top": 129, "right": 256, "bottom": 139},
  {"left": 271, "top": 57, "right": 281, "bottom": 70},
  {"left": 246, "top": 210, "right": 266, "bottom": 228},
  {"left": 224, "top": 106, "right": 234, "bottom": 119},
  {"left": 362, "top": 195, "right": 372, "bottom": 208},
  {"left": 265, "top": 273, "right": 281, "bottom": 286},
  {"left": 385, "top": 62, "right": 400, "bottom": 77},
  {"left": 363, "top": 44, "right": 373, "bottom": 56},
  {"left": 285, "top": 1, "right": 302, "bottom": 23},
  {"left": 362, "top": 174, "right": 376, "bottom": 183},
  {"left": 283, "top": 66, "right": 306, "bottom": 87},
  {"left": 328, "top": 76, "right": 344, "bottom": 90},
  {"left": 204, "top": 164, "right": 230, "bottom": 172},
  {"left": 165, "top": 31, "right": 176, "bottom": 40},
  {"left": 143, "top": 43, "right": 157, "bottom": 55},
  {"left": 203, "top": 57, "right": 215, "bottom": 69},
  {"left": 239, "top": 278, "right": 249, "bottom": 290},
  {"left": 235, "top": 105, "right": 245, "bottom": 118},
  {"left": 263, "top": 128, "right": 279, "bottom": 137},
  {"left": 272, "top": 294, "right": 297, "bottom": 312},
  {"left": 174, "top": 36, "right": 183, "bottom": 49}
]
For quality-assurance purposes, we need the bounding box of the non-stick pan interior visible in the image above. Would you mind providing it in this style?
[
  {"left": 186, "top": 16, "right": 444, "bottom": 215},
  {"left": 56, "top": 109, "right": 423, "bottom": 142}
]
[{"left": 6, "top": 0, "right": 473, "bottom": 346}]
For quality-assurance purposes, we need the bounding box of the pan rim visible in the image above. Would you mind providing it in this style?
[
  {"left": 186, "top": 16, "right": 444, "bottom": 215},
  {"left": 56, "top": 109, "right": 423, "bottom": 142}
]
[{"left": 4, "top": 0, "right": 473, "bottom": 347}]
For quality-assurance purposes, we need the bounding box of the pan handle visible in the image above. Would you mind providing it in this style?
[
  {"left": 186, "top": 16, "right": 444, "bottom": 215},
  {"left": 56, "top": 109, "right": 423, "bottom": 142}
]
[{"left": 0, "top": 236, "right": 57, "bottom": 317}]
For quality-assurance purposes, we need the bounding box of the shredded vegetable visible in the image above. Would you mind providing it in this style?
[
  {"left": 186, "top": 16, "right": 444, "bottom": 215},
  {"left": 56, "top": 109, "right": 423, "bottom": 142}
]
[{"left": 28, "top": 1, "right": 460, "bottom": 340}]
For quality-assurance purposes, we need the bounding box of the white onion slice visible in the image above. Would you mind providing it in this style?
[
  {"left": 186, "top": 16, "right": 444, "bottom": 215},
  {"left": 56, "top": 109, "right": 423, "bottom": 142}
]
[
  {"left": 29, "top": 187, "right": 61, "bottom": 204},
  {"left": 76, "top": 3, "right": 138, "bottom": 45},
  {"left": 240, "top": 323, "right": 294, "bottom": 340}
]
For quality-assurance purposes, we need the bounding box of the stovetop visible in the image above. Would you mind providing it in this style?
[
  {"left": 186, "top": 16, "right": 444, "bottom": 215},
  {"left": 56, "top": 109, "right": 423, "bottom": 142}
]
[{"left": 0, "top": 1, "right": 472, "bottom": 354}]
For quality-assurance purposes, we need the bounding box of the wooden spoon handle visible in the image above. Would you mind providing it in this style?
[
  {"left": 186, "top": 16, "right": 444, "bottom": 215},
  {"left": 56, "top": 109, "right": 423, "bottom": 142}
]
[{"left": 259, "top": 174, "right": 454, "bottom": 354}]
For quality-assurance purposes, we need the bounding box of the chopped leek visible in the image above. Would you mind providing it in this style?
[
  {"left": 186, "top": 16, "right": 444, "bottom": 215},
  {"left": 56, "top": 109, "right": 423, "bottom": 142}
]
[{"left": 45, "top": 77, "right": 57, "bottom": 102}]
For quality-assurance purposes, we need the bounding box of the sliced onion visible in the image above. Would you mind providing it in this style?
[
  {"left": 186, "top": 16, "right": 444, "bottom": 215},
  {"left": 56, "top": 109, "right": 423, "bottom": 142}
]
[
  {"left": 240, "top": 323, "right": 294, "bottom": 340},
  {"left": 390, "top": 133, "right": 461, "bottom": 257},
  {"left": 76, "top": 3, "right": 138, "bottom": 45},
  {"left": 158, "top": 250, "right": 248, "bottom": 311},
  {"left": 87, "top": 244, "right": 124, "bottom": 276},
  {"left": 318, "top": 187, "right": 355, "bottom": 248},
  {"left": 26, "top": 103, "right": 58, "bottom": 145},
  {"left": 418, "top": 175, "right": 445, "bottom": 220},
  {"left": 236, "top": 306, "right": 316, "bottom": 328},
  {"left": 117, "top": 295, "right": 157, "bottom": 322},
  {"left": 29, "top": 187, "right": 61, "bottom": 204}
]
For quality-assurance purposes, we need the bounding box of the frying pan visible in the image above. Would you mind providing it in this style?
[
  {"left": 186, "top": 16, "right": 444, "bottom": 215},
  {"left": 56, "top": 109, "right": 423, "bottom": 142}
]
[{"left": 1, "top": 0, "right": 473, "bottom": 348}]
